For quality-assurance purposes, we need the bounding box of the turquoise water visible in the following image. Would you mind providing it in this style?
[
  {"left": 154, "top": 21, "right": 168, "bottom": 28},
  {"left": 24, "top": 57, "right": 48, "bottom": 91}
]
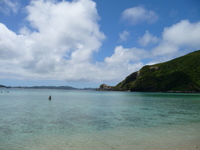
[{"left": 0, "top": 89, "right": 200, "bottom": 150}]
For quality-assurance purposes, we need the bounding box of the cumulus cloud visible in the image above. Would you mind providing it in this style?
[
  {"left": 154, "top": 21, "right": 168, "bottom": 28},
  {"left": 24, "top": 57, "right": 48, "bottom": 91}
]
[
  {"left": 103, "top": 46, "right": 147, "bottom": 80},
  {"left": 26, "top": 0, "right": 105, "bottom": 63},
  {"left": 122, "top": 6, "right": 158, "bottom": 25},
  {"left": 138, "top": 30, "right": 159, "bottom": 47},
  {"left": 105, "top": 46, "right": 147, "bottom": 65},
  {"left": 162, "top": 20, "right": 200, "bottom": 48},
  {"left": 0, "top": 0, "right": 19, "bottom": 14},
  {"left": 152, "top": 20, "right": 200, "bottom": 56},
  {"left": 0, "top": 0, "right": 141, "bottom": 83},
  {"left": 115, "top": 20, "right": 200, "bottom": 76},
  {"left": 0, "top": 0, "right": 200, "bottom": 86},
  {"left": 119, "top": 30, "right": 130, "bottom": 41},
  {"left": 0, "top": 0, "right": 106, "bottom": 80}
]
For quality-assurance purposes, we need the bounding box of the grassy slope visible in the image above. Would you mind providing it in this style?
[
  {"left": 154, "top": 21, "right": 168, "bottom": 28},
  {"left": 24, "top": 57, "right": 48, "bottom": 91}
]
[{"left": 115, "top": 50, "right": 200, "bottom": 92}]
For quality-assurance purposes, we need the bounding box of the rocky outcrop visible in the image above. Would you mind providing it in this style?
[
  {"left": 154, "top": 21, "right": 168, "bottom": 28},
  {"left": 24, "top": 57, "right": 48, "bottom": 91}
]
[{"left": 97, "top": 84, "right": 114, "bottom": 91}]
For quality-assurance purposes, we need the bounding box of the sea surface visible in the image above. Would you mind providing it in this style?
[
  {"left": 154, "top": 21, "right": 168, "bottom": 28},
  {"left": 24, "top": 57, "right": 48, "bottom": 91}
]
[{"left": 0, "top": 89, "right": 200, "bottom": 150}]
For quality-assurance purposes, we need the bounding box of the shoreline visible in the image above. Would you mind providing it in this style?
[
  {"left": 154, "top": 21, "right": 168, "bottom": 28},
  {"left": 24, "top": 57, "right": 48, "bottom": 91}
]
[{"left": 97, "top": 87, "right": 200, "bottom": 93}]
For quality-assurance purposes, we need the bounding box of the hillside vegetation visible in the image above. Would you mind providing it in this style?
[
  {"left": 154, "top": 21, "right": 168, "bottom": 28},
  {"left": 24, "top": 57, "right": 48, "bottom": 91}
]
[
  {"left": 114, "top": 50, "right": 200, "bottom": 92},
  {"left": 0, "top": 85, "right": 6, "bottom": 88}
]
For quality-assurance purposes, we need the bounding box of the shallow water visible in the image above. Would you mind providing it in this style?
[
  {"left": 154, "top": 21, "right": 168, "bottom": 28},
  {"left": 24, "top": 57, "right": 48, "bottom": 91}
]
[{"left": 0, "top": 89, "right": 200, "bottom": 150}]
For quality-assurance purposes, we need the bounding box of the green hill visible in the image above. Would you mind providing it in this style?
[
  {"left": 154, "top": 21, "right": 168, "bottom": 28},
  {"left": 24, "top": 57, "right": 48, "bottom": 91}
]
[
  {"left": 114, "top": 50, "right": 200, "bottom": 92},
  {"left": 0, "top": 84, "right": 6, "bottom": 88}
]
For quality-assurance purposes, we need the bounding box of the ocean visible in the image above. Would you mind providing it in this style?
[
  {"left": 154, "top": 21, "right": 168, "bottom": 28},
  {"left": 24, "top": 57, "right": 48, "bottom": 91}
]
[{"left": 0, "top": 89, "right": 200, "bottom": 150}]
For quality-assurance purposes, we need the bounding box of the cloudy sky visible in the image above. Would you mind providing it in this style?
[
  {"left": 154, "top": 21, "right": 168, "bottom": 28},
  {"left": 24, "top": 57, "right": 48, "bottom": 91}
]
[{"left": 0, "top": 0, "right": 200, "bottom": 88}]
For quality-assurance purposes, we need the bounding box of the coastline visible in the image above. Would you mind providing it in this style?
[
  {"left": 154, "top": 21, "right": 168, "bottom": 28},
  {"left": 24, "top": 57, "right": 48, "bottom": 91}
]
[{"left": 97, "top": 88, "right": 200, "bottom": 94}]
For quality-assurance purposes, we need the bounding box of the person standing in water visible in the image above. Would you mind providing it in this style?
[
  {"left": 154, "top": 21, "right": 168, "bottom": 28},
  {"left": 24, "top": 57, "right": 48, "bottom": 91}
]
[{"left": 49, "top": 95, "right": 51, "bottom": 100}]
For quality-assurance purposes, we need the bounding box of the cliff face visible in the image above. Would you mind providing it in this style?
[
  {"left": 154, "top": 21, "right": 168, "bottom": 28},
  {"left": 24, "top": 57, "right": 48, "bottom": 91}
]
[{"left": 114, "top": 50, "right": 200, "bottom": 92}]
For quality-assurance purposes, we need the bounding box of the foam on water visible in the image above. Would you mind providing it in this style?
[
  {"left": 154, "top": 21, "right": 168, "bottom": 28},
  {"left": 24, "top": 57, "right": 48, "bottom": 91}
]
[{"left": 0, "top": 89, "right": 200, "bottom": 150}]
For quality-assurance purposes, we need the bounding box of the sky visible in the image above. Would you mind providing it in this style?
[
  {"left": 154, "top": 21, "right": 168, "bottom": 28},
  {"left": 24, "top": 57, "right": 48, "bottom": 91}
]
[{"left": 0, "top": 0, "right": 200, "bottom": 88}]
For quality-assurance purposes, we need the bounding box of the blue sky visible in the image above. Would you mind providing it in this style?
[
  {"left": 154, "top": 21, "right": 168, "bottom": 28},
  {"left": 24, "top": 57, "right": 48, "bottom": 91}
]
[{"left": 0, "top": 0, "right": 200, "bottom": 88}]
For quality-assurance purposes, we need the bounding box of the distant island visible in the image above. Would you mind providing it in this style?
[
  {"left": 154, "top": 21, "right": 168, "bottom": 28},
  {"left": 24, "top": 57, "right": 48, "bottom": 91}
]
[
  {"left": 0, "top": 84, "right": 7, "bottom": 88},
  {"left": 0, "top": 85, "right": 96, "bottom": 90},
  {"left": 28, "top": 86, "right": 77, "bottom": 90},
  {"left": 98, "top": 50, "right": 200, "bottom": 93}
]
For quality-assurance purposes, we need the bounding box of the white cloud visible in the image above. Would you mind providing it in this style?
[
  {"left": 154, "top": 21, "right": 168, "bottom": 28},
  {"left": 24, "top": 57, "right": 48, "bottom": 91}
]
[
  {"left": 152, "top": 43, "right": 179, "bottom": 57},
  {"left": 0, "top": 23, "right": 19, "bottom": 60},
  {"left": 24, "top": 0, "right": 105, "bottom": 65},
  {"left": 0, "top": 0, "right": 142, "bottom": 83},
  {"left": 26, "top": 0, "right": 104, "bottom": 63},
  {"left": 162, "top": 20, "right": 200, "bottom": 48},
  {"left": 0, "top": 0, "right": 106, "bottom": 80},
  {"left": 0, "top": 0, "right": 19, "bottom": 14},
  {"left": 103, "top": 46, "right": 146, "bottom": 80},
  {"left": 122, "top": 6, "right": 158, "bottom": 25},
  {"left": 1, "top": 0, "right": 200, "bottom": 86},
  {"left": 138, "top": 30, "right": 159, "bottom": 47},
  {"left": 153, "top": 20, "right": 200, "bottom": 57},
  {"left": 119, "top": 30, "right": 130, "bottom": 41},
  {"left": 105, "top": 46, "right": 147, "bottom": 65}
]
